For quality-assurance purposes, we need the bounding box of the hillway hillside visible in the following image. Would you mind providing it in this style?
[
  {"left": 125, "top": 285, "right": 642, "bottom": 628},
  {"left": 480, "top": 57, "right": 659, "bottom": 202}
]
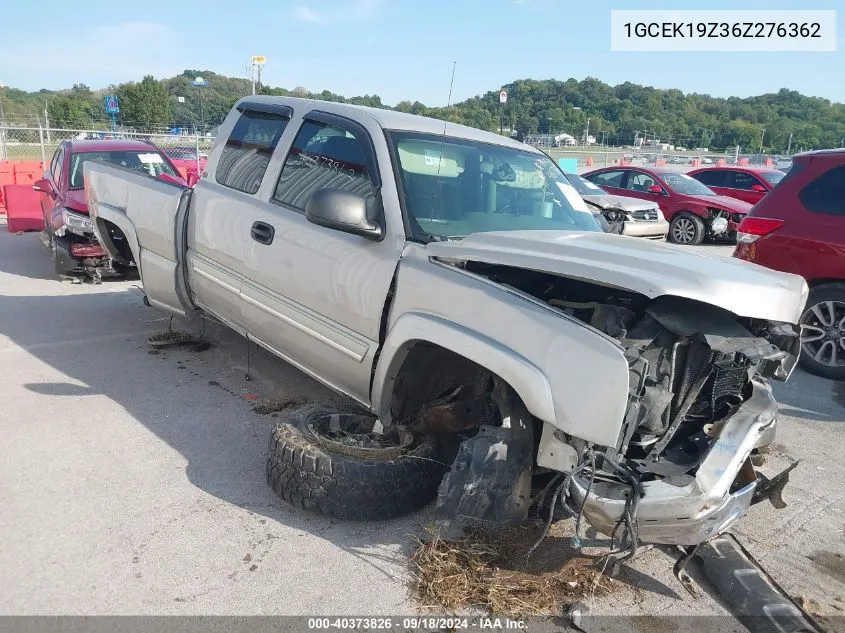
[{"left": 2, "top": 70, "right": 844, "bottom": 153}]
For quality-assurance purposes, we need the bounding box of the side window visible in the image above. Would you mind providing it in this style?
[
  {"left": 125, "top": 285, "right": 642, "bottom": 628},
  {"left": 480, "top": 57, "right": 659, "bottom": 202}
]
[
  {"left": 626, "top": 171, "right": 660, "bottom": 193},
  {"left": 799, "top": 165, "right": 845, "bottom": 216},
  {"left": 50, "top": 149, "right": 63, "bottom": 186},
  {"left": 590, "top": 170, "right": 626, "bottom": 188},
  {"left": 693, "top": 170, "right": 726, "bottom": 187},
  {"left": 730, "top": 171, "right": 763, "bottom": 190},
  {"left": 273, "top": 120, "right": 375, "bottom": 210},
  {"left": 215, "top": 110, "right": 290, "bottom": 194}
]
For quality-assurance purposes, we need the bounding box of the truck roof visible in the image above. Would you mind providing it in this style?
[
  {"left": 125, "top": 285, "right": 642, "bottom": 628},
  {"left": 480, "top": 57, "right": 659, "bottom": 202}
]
[{"left": 235, "top": 96, "right": 538, "bottom": 152}]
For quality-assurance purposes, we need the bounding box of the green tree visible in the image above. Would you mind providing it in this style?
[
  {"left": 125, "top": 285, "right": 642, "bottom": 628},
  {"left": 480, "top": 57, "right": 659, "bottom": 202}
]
[{"left": 117, "top": 75, "right": 172, "bottom": 127}]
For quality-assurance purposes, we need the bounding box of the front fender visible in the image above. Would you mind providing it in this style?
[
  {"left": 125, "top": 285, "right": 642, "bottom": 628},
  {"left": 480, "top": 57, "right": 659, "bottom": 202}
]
[{"left": 372, "top": 312, "right": 557, "bottom": 425}]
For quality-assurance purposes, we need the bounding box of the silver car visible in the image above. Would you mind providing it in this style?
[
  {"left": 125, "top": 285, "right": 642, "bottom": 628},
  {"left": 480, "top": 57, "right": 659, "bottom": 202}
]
[
  {"left": 85, "top": 96, "right": 807, "bottom": 549},
  {"left": 562, "top": 172, "right": 669, "bottom": 239}
]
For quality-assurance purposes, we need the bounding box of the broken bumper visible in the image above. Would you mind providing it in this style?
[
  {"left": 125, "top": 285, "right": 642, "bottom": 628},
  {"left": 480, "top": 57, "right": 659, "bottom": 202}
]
[
  {"left": 622, "top": 219, "right": 669, "bottom": 239},
  {"left": 569, "top": 379, "right": 778, "bottom": 546}
]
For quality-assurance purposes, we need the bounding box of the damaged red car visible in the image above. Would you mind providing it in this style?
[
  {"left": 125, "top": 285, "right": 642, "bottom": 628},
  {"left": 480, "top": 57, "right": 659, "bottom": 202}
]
[{"left": 34, "top": 139, "right": 187, "bottom": 282}]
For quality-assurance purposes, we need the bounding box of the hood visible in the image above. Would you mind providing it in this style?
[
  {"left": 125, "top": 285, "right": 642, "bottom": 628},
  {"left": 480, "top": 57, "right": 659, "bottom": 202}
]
[
  {"left": 63, "top": 190, "right": 89, "bottom": 214},
  {"left": 426, "top": 231, "right": 808, "bottom": 324},
  {"left": 581, "top": 194, "right": 659, "bottom": 213},
  {"left": 687, "top": 194, "right": 752, "bottom": 214}
]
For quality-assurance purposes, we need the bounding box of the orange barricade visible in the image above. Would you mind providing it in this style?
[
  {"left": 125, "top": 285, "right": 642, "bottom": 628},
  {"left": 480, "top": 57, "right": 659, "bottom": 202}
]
[
  {"left": 692, "top": 160, "right": 700, "bottom": 167},
  {"left": 586, "top": 157, "right": 593, "bottom": 167},
  {"left": 738, "top": 158, "right": 749, "bottom": 166},
  {"left": 717, "top": 159, "right": 726, "bottom": 166},
  {"left": 4, "top": 184, "right": 44, "bottom": 233}
]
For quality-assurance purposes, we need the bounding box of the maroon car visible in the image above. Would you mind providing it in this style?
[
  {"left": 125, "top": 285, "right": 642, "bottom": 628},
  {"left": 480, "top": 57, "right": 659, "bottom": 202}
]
[
  {"left": 688, "top": 166, "right": 785, "bottom": 205},
  {"left": 583, "top": 166, "right": 752, "bottom": 245},
  {"left": 733, "top": 148, "right": 845, "bottom": 380},
  {"left": 34, "top": 139, "right": 186, "bottom": 282}
]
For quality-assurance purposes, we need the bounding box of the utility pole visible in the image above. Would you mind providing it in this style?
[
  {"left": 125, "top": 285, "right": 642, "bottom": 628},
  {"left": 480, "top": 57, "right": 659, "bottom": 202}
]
[
  {"left": 0, "top": 99, "right": 7, "bottom": 161},
  {"left": 44, "top": 100, "right": 51, "bottom": 142},
  {"left": 786, "top": 132, "right": 793, "bottom": 155},
  {"left": 584, "top": 117, "right": 590, "bottom": 145},
  {"left": 759, "top": 128, "right": 766, "bottom": 157}
]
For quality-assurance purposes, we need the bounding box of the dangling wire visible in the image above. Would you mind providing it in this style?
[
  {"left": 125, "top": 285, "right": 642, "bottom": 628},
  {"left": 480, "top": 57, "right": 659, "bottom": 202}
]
[{"left": 245, "top": 334, "right": 251, "bottom": 381}]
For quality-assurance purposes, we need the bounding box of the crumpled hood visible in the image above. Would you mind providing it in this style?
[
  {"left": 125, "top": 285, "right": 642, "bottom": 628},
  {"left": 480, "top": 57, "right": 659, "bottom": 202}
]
[
  {"left": 426, "top": 231, "right": 808, "bottom": 324},
  {"left": 581, "top": 194, "right": 659, "bottom": 213},
  {"left": 687, "top": 194, "right": 752, "bottom": 214},
  {"left": 63, "top": 190, "right": 89, "bottom": 214}
]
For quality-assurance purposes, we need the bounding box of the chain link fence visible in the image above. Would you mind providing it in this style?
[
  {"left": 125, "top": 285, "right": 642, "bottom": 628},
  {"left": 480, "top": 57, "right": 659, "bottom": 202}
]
[{"left": 0, "top": 124, "right": 216, "bottom": 175}]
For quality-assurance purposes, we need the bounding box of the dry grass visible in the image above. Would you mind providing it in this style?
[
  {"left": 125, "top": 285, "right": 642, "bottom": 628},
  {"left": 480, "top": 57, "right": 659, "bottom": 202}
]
[{"left": 409, "top": 523, "right": 614, "bottom": 618}]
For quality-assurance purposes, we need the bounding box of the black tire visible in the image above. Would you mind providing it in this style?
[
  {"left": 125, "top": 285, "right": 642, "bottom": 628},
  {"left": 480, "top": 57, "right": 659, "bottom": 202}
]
[
  {"left": 668, "top": 212, "right": 705, "bottom": 245},
  {"left": 798, "top": 283, "right": 845, "bottom": 380},
  {"left": 266, "top": 403, "right": 447, "bottom": 520}
]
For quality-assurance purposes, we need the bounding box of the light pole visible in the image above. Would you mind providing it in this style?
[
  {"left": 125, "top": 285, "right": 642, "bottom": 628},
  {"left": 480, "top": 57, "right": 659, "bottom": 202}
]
[
  {"left": 585, "top": 117, "right": 590, "bottom": 146},
  {"left": 759, "top": 127, "right": 766, "bottom": 157},
  {"left": 192, "top": 76, "right": 208, "bottom": 132},
  {"left": 786, "top": 132, "right": 793, "bottom": 155}
]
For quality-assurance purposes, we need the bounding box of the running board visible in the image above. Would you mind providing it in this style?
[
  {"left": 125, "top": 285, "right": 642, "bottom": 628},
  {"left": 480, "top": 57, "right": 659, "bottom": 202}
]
[{"left": 695, "top": 534, "right": 823, "bottom": 633}]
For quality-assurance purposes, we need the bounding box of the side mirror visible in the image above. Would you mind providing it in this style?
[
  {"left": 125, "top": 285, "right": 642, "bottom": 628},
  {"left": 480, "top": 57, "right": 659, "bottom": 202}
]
[
  {"left": 648, "top": 184, "right": 664, "bottom": 194},
  {"left": 33, "top": 178, "right": 50, "bottom": 193},
  {"left": 305, "top": 189, "right": 383, "bottom": 241},
  {"left": 751, "top": 184, "right": 766, "bottom": 193}
]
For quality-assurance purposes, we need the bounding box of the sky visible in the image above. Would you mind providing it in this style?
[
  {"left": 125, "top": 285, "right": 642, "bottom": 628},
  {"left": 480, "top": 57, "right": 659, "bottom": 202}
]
[{"left": 0, "top": 0, "right": 842, "bottom": 106}]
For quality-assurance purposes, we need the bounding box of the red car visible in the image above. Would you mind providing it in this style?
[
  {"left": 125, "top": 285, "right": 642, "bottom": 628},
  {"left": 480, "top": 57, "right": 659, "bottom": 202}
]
[
  {"left": 733, "top": 148, "right": 845, "bottom": 380},
  {"left": 583, "top": 166, "right": 752, "bottom": 245},
  {"left": 688, "top": 166, "right": 786, "bottom": 205},
  {"left": 33, "top": 139, "right": 187, "bottom": 282}
]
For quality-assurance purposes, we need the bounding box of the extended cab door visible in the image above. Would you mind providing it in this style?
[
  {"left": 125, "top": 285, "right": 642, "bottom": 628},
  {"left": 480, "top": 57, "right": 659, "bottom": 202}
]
[
  {"left": 186, "top": 103, "right": 293, "bottom": 333},
  {"left": 237, "top": 111, "right": 401, "bottom": 405}
]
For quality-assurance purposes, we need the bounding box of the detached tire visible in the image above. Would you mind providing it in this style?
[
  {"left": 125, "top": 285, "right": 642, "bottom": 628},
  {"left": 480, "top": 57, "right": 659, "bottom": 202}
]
[
  {"left": 266, "top": 404, "right": 446, "bottom": 520},
  {"left": 668, "top": 212, "right": 705, "bottom": 245}
]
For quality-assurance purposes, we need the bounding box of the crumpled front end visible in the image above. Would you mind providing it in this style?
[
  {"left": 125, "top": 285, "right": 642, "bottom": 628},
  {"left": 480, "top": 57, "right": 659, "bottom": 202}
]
[
  {"left": 559, "top": 295, "right": 800, "bottom": 546},
  {"left": 427, "top": 259, "right": 802, "bottom": 547}
]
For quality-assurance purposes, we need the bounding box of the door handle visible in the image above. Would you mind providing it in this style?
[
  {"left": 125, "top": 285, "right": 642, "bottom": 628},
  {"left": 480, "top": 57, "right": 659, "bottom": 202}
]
[{"left": 250, "top": 221, "right": 275, "bottom": 245}]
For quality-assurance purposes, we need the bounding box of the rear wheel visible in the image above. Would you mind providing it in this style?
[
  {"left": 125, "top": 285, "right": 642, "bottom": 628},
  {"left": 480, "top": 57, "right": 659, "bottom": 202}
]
[
  {"left": 799, "top": 284, "right": 845, "bottom": 380},
  {"left": 668, "top": 213, "right": 705, "bottom": 245}
]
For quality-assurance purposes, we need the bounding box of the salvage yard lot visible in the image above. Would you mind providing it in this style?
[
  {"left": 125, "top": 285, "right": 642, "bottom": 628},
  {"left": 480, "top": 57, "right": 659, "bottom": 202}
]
[{"left": 0, "top": 229, "right": 844, "bottom": 626}]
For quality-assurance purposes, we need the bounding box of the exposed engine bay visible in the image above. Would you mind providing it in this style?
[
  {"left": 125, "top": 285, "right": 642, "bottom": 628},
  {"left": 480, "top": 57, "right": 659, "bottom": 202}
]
[{"left": 431, "top": 261, "right": 801, "bottom": 549}]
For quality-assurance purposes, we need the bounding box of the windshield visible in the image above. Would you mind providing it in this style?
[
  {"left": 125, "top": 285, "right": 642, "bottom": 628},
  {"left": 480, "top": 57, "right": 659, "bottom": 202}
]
[
  {"left": 390, "top": 132, "right": 601, "bottom": 240},
  {"left": 761, "top": 170, "right": 786, "bottom": 186},
  {"left": 659, "top": 172, "right": 716, "bottom": 196},
  {"left": 562, "top": 172, "right": 606, "bottom": 196},
  {"left": 68, "top": 150, "right": 178, "bottom": 189}
]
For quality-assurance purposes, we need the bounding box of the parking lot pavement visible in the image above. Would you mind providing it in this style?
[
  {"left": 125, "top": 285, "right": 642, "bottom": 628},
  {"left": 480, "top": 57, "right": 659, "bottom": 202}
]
[{"left": 1, "top": 230, "right": 843, "bottom": 621}]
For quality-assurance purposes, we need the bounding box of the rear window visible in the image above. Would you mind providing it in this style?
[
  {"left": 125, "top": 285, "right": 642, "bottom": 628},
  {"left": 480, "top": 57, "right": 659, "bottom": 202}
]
[
  {"left": 799, "top": 165, "right": 845, "bottom": 216},
  {"left": 691, "top": 170, "right": 726, "bottom": 187},
  {"left": 760, "top": 171, "right": 786, "bottom": 186},
  {"left": 216, "top": 110, "right": 290, "bottom": 194}
]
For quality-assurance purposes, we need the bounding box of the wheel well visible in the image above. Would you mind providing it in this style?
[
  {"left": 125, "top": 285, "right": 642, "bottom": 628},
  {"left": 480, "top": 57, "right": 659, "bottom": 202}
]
[
  {"left": 100, "top": 219, "right": 134, "bottom": 263},
  {"left": 387, "top": 341, "right": 497, "bottom": 431},
  {"left": 808, "top": 279, "right": 845, "bottom": 290}
]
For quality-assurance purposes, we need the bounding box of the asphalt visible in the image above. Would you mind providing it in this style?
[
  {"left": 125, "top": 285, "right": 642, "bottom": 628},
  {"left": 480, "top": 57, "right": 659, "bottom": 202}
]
[{"left": 0, "top": 229, "right": 843, "bottom": 624}]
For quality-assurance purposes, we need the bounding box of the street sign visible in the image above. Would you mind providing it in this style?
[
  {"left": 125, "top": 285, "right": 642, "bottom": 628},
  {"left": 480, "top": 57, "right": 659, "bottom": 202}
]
[
  {"left": 251, "top": 55, "right": 267, "bottom": 65},
  {"left": 104, "top": 95, "right": 119, "bottom": 114},
  {"left": 499, "top": 89, "right": 508, "bottom": 104},
  {"left": 192, "top": 76, "right": 208, "bottom": 87}
]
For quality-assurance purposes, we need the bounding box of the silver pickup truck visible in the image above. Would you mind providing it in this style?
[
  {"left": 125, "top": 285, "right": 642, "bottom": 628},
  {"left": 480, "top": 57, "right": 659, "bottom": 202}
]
[{"left": 84, "top": 96, "right": 807, "bottom": 549}]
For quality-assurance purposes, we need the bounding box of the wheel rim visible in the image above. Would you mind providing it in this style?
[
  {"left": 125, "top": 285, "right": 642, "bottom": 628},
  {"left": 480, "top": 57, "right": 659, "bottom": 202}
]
[
  {"left": 800, "top": 300, "right": 845, "bottom": 368},
  {"left": 672, "top": 217, "right": 696, "bottom": 243},
  {"left": 308, "top": 412, "right": 414, "bottom": 460}
]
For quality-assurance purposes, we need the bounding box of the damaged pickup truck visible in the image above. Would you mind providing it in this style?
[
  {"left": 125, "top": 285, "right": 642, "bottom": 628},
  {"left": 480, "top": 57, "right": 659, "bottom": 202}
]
[{"left": 84, "top": 96, "right": 808, "bottom": 549}]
